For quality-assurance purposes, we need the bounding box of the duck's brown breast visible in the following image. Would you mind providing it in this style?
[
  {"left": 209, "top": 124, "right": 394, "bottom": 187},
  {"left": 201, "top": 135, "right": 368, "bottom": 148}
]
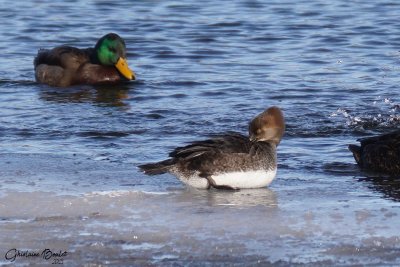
[{"left": 76, "top": 64, "right": 123, "bottom": 85}]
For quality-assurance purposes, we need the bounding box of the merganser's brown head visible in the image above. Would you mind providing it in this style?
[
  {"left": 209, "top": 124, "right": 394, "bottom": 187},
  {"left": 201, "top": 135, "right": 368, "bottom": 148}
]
[{"left": 249, "top": 106, "right": 285, "bottom": 146}]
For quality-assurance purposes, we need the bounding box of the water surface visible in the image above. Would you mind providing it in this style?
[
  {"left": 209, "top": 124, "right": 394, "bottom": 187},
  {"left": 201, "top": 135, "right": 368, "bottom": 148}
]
[{"left": 1, "top": 0, "right": 400, "bottom": 265}]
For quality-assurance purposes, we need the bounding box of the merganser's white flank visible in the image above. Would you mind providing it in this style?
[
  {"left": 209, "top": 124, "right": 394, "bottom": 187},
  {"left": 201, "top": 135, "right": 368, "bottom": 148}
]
[{"left": 139, "top": 106, "right": 285, "bottom": 190}]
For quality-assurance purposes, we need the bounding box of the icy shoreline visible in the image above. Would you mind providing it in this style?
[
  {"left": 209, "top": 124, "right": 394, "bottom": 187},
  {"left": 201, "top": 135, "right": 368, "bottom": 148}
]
[{"left": 0, "top": 153, "right": 399, "bottom": 266}]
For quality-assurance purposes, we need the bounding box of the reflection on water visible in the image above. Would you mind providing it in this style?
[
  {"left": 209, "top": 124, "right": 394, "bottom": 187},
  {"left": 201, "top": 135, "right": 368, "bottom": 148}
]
[
  {"left": 177, "top": 187, "right": 278, "bottom": 208},
  {"left": 38, "top": 84, "right": 132, "bottom": 107},
  {"left": 358, "top": 176, "right": 400, "bottom": 202}
]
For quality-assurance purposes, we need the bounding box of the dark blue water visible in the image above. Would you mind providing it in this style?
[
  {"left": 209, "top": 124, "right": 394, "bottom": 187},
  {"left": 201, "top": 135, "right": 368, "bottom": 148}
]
[{"left": 1, "top": 0, "right": 400, "bottom": 265}]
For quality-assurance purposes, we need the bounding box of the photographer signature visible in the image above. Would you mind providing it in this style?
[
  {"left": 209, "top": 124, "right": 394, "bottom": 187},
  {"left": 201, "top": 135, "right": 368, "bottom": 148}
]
[{"left": 5, "top": 248, "right": 68, "bottom": 264}]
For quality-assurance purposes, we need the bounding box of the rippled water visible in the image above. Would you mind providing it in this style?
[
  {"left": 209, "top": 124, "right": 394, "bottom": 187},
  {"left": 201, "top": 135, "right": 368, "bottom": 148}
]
[{"left": 1, "top": 0, "right": 400, "bottom": 265}]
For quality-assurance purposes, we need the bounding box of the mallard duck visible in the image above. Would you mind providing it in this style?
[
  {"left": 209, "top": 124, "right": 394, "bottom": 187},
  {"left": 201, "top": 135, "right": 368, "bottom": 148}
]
[
  {"left": 349, "top": 130, "right": 400, "bottom": 175},
  {"left": 34, "top": 33, "right": 135, "bottom": 87},
  {"left": 139, "top": 106, "right": 285, "bottom": 190}
]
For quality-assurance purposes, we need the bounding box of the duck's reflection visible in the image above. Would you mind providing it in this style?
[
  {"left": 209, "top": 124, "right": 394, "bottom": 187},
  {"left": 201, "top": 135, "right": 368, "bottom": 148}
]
[
  {"left": 38, "top": 83, "right": 132, "bottom": 108},
  {"left": 358, "top": 175, "right": 400, "bottom": 202},
  {"left": 207, "top": 188, "right": 278, "bottom": 207},
  {"left": 175, "top": 187, "right": 278, "bottom": 208}
]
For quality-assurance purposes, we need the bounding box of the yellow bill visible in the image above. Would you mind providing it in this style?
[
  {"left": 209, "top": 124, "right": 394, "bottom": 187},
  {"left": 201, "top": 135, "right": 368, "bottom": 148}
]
[{"left": 115, "top": 57, "right": 135, "bottom": 80}]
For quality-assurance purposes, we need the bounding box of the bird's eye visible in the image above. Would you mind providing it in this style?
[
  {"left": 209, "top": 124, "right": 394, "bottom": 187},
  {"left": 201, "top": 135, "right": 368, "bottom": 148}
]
[{"left": 109, "top": 47, "right": 117, "bottom": 53}]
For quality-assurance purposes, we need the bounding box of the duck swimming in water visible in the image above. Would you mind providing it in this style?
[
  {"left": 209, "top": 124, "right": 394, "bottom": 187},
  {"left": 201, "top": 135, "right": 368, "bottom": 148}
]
[
  {"left": 349, "top": 130, "right": 400, "bottom": 175},
  {"left": 34, "top": 33, "right": 135, "bottom": 87},
  {"left": 139, "top": 106, "right": 285, "bottom": 190}
]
